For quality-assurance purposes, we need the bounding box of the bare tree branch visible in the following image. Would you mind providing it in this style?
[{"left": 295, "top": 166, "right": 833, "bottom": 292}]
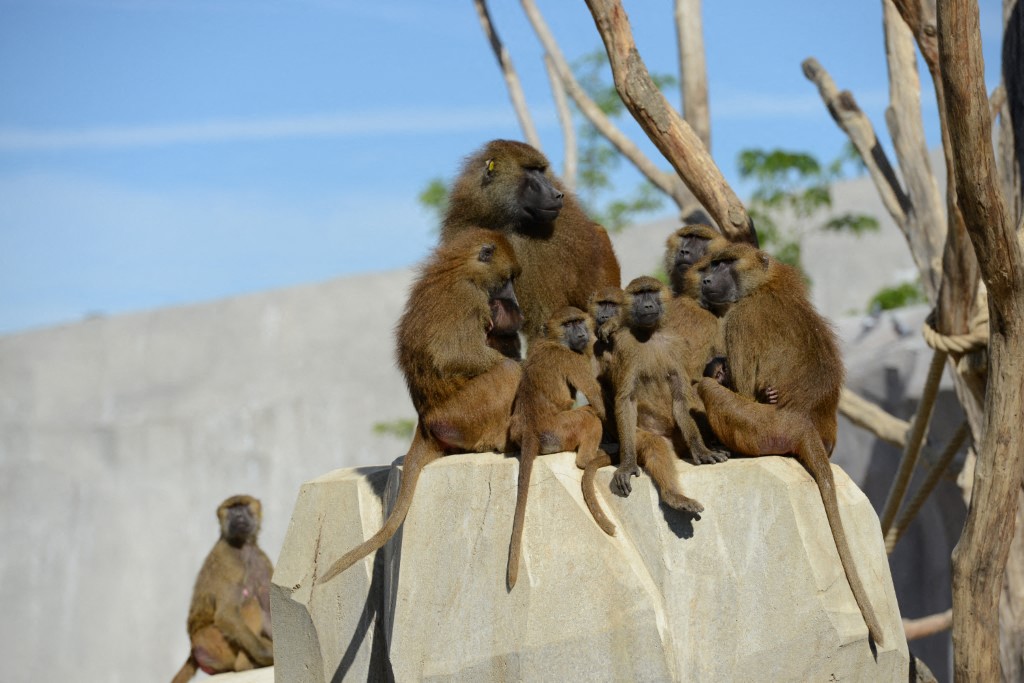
[
  {"left": 520, "top": 0, "right": 686, "bottom": 205},
  {"left": 937, "top": 0, "right": 1024, "bottom": 678},
  {"left": 839, "top": 388, "right": 910, "bottom": 449},
  {"left": 882, "top": 0, "right": 948, "bottom": 300},
  {"left": 674, "top": 0, "right": 711, "bottom": 151},
  {"left": 473, "top": 0, "right": 542, "bottom": 151},
  {"left": 801, "top": 58, "right": 911, "bottom": 235},
  {"left": 583, "top": 0, "right": 756, "bottom": 244},
  {"left": 542, "top": 53, "right": 577, "bottom": 189},
  {"left": 904, "top": 609, "right": 954, "bottom": 641}
]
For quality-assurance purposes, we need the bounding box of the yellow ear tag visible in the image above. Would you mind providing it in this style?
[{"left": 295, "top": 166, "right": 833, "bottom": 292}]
[{"left": 486, "top": 160, "right": 495, "bottom": 173}]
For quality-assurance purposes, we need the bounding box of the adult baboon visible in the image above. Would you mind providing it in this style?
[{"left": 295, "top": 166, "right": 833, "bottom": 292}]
[
  {"left": 170, "top": 495, "right": 273, "bottom": 683},
  {"left": 442, "top": 139, "right": 620, "bottom": 339},
  {"left": 319, "top": 229, "right": 524, "bottom": 583},
  {"left": 696, "top": 242, "right": 884, "bottom": 644}
]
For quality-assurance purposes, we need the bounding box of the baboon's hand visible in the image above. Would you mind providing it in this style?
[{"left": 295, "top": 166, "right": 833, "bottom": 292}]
[
  {"left": 611, "top": 464, "right": 640, "bottom": 497},
  {"left": 693, "top": 446, "right": 730, "bottom": 465}
]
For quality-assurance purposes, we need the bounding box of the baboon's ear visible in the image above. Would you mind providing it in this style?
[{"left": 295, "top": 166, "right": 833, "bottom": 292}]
[{"left": 758, "top": 252, "right": 770, "bottom": 269}]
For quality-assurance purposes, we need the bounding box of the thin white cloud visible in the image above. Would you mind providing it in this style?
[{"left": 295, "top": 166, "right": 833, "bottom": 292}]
[{"left": 0, "top": 107, "right": 546, "bottom": 151}]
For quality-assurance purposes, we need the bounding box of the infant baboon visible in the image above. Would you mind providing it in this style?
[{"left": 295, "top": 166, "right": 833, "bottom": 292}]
[{"left": 170, "top": 495, "right": 273, "bottom": 683}]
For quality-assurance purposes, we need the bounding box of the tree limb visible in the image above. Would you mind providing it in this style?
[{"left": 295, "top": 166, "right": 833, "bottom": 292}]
[
  {"left": 520, "top": 0, "right": 684, "bottom": 205},
  {"left": 472, "top": 0, "right": 542, "bottom": 151},
  {"left": 583, "top": 0, "right": 756, "bottom": 244},
  {"left": 801, "top": 57, "right": 911, "bottom": 235},
  {"left": 838, "top": 387, "right": 910, "bottom": 449},
  {"left": 543, "top": 53, "right": 577, "bottom": 189},
  {"left": 674, "top": 0, "right": 711, "bottom": 151},
  {"left": 937, "top": 0, "right": 1024, "bottom": 679},
  {"left": 904, "top": 608, "right": 954, "bottom": 641}
]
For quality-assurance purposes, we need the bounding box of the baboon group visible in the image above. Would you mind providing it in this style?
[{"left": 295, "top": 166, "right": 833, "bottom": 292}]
[
  {"left": 171, "top": 138, "right": 881, "bottom": 681},
  {"left": 321, "top": 139, "right": 884, "bottom": 645}
]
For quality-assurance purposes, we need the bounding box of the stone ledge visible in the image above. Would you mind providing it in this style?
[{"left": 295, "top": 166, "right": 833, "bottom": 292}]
[{"left": 271, "top": 453, "right": 908, "bottom": 682}]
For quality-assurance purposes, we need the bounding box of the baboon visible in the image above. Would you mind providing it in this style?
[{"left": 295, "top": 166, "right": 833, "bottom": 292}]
[
  {"left": 664, "top": 223, "right": 729, "bottom": 299},
  {"left": 487, "top": 295, "right": 524, "bottom": 359},
  {"left": 507, "top": 307, "right": 607, "bottom": 588},
  {"left": 319, "top": 229, "right": 524, "bottom": 583},
  {"left": 588, "top": 285, "right": 625, "bottom": 440},
  {"left": 608, "top": 277, "right": 728, "bottom": 515},
  {"left": 441, "top": 139, "right": 621, "bottom": 339},
  {"left": 664, "top": 224, "right": 730, "bottom": 380},
  {"left": 695, "top": 242, "right": 884, "bottom": 644},
  {"left": 703, "top": 356, "right": 778, "bottom": 405},
  {"left": 170, "top": 495, "right": 273, "bottom": 683}
]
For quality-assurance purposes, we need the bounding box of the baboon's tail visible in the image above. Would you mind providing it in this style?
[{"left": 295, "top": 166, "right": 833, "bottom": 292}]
[
  {"left": 318, "top": 428, "right": 441, "bottom": 584},
  {"left": 169, "top": 654, "right": 198, "bottom": 683},
  {"left": 507, "top": 434, "right": 539, "bottom": 590},
  {"left": 802, "top": 441, "right": 885, "bottom": 645},
  {"left": 582, "top": 451, "right": 616, "bottom": 536}
]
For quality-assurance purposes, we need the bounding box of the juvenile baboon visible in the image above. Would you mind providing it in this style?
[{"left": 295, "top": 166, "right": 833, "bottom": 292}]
[
  {"left": 170, "top": 495, "right": 273, "bottom": 683},
  {"left": 695, "top": 242, "right": 884, "bottom": 644},
  {"left": 319, "top": 229, "right": 524, "bottom": 583},
  {"left": 609, "top": 277, "right": 728, "bottom": 515},
  {"left": 588, "top": 285, "right": 625, "bottom": 440},
  {"left": 507, "top": 307, "right": 607, "bottom": 587},
  {"left": 442, "top": 139, "right": 620, "bottom": 339}
]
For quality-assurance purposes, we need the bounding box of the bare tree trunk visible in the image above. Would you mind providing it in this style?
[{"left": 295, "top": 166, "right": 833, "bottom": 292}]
[
  {"left": 473, "top": 0, "right": 542, "bottom": 151},
  {"left": 583, "top": 0, "right": 756, "bottom": 244},
  {"left": 674, "top": 0, "right": 711, "bottom": 151},
  {"left": 937, "top": 1, "right": 1024, "bottom": 680}
]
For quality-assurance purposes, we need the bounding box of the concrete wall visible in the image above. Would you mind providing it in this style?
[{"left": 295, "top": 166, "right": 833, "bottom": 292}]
[{"left": 1, "top": 168, "right": 962, "bottom": 682}]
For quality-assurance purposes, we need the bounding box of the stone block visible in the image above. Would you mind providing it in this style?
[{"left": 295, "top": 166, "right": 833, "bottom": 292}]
[{"left": 272, "top": 453, "right": 908, "bottom": 681}]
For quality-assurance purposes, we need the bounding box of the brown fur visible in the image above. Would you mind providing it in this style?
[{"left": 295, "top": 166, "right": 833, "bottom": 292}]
[
  {"left": 506, "top": 307, "right": 608, "bottom": 587},
  {"left": 663, "top": 224, "right": 730, "bottom": 380},
  {"left": 319, "top": 229, "right": 524, "bottom": 583},
  {"left": 588, "top": 285, "right": 625, "bottom": 440},
  {"left": 441, "top": 139, "right": 620, "bottom": 339},
  {"left": 170, "top": 495, "right": 273, "bottom": 683},
  {"left": 607, "top": 277, "right": 728, "bottom": 517},
  {"left": 664, "top": 223, "right": 729, "bottom": 298},
  {"left": 694, "top": 242, "right": 884, "bottom": 645}
]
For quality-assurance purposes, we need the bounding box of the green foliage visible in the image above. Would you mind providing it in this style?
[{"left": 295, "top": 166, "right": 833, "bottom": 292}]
[
  {"left": 372, "top": 418, "right": 416, "bottom": 440},
  {"left": 418, "top": 177, "right": 449, "bottom": 224},
  {"left": 738, "top": 145, "right": 880, "bottom": 283},
  {"left": 869, "top": 281, "right": 927, "bottom": 311}
]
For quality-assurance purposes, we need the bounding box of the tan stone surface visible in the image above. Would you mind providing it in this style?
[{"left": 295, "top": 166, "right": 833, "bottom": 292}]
[
  {"left": 208, "top": 666, "right": 274, "bottom": 682},
  {"left": 272, "top": 452, "right": 909, "bottom": 682}
]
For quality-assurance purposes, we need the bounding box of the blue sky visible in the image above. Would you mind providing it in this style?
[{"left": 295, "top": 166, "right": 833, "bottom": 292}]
[{"left": 0, "top": 0, "right": 1005, "bottom": 334}]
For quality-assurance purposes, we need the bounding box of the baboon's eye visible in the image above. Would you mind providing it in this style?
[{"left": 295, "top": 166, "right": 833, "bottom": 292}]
[{"left": 478, "top": 244, "right": 495, "bottom": 263}]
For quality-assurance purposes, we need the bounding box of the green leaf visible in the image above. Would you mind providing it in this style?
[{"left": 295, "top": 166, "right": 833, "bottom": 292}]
[
  {"left": 869, "top": 281, "right": 927, "bottom": 311},
  {"left": 372, "top": 419, "right": 416, "bottom": 440},
  {"left": 823, "top": 213, "right": 880, "bottom": 234}
]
